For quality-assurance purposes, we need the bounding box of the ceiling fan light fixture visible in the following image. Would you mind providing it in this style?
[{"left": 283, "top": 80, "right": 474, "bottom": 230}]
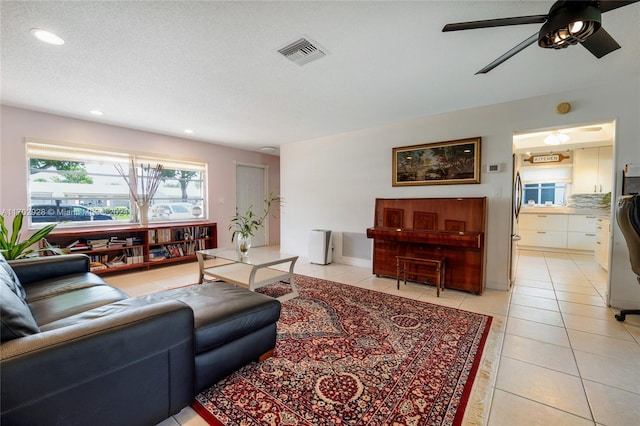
[
  {"left": 544, "top": 132, "right": 570, "bottom": 145},
  {"left": 569, "top": 20, "right": 585, "bottom": 34},
  {"left": 538, "top": 4, "right": 600, "bottom": 49},
  {"left": 30, "top": 28, "right": 65, "bottom": 45}
]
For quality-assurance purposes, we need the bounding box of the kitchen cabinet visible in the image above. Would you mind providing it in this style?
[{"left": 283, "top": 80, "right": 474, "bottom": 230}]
[
  {"left": 567, "top": 214, "right": 597, "bottom": 250},
  {"left": 518, "top": 214, "right": 568, "bottom": 248},
  {"left": 518, "top": 213, "right": 597, "bottom": 251},
  {"left": 573, "top": 146, "right": 612, "bottom": 194},
  {"left": 594, "top": 216, "right": 611, "bottom": 271}
]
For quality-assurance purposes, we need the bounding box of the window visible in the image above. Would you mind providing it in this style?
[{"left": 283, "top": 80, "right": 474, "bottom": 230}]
[
  {"left": 26, "top": 141, "right": 207, "bottom": 227},
  {"left": 523, "top": 183, "right": 566, "bottom": 206}
]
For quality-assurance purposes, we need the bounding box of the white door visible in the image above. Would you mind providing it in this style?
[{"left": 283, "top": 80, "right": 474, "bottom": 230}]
[{"left": 235, "top": 164, "right": 267, "bottom": 247}]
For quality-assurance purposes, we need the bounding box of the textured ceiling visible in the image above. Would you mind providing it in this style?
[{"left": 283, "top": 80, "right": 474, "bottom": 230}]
[{"left": 2, "top": 1, "right": 639, "bottom": 153}]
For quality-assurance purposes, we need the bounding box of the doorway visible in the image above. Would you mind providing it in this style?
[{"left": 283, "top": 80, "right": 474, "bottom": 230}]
[
  {"left": 511, "top": 121, "right": 615, "bottom": 289},
  {"left": 235, "top": 163, "right": 269, "bottom": 247}
]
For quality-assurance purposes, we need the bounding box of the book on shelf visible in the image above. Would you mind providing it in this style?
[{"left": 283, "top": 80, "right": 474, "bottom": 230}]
[
  {"left": 106, "top": 254, "right": 127, "bottom": 268},
  {"left": 171, "top": 244, "right": 186, "bottom": 257},
  {"left": 69, "top": 243, "right": 91, "bottom": 251},
  {"left": 88, "top": 238, "right": 110, "bottom": 249},
  {"left": 90, "top": 261, "right": 107, "bottom": 271},
  {"left": 125, "top": 236, "right": 143, "bottom": 246},
  {"left": 149, "top": 247, "right": 170, "bottom": 261},
  {"left": 169, "top": 225, "right": 211, "bottom": 242},
  {"left": 108, "top": 236, "right": 128, "bottom": 248},
  {"left": 125, "top": 247, "right": 144, "bottom": 264},
  {"left": 66, "top": 239, "right": 81, "bottom": 248}
]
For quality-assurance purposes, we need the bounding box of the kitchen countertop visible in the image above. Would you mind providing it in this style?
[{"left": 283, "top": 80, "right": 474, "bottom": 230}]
[{"left": 520, "top": 206, "right": 610, "bottom": 216}]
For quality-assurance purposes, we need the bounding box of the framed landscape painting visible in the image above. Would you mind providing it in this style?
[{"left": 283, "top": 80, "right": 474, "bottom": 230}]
[{"left": 392, "top": 137, "right": 481, "bottom": 186}]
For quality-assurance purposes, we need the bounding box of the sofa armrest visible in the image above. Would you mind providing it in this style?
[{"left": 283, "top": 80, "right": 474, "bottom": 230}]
[
  {"left": 1, "top": 300, "right": 195, "bottom": 426},
  {"left": 9, "top": 254, "right": 90, "bottom": 285}
]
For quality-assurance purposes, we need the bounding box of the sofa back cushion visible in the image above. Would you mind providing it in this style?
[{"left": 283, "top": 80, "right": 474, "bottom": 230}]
[
  {"left": 1, "top": 278, "right": 40, "bottom": 342},
  {"left": 0, "top": 252, "right": 27, "bottom": 300}
]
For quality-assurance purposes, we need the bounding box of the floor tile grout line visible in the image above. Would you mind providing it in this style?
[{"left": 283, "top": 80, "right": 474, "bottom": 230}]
[
  {"left": 544, "top": 251, "right": 602, "bottom": 424},
  {"left": 493, "top": 389, "right": 598, "bottom": 424},
  {"left": 485, "top": 263, "right": 515, "bottom": 426},
  {"left": 494, "top": 253, "right": 594, "bottom": 424}
]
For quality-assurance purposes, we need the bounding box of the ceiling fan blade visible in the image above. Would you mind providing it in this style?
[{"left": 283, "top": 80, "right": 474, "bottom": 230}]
[
  {"left": 599, "top": 0, "right": 640, "bottom": 13},
  {"left": 581, "top": 27, "right": 621, "bottom": 58},
  {"left": 476, "top": 33, "right": 539, "bottom": 74},
  {"left": 442, "top": 15, "right": 547, "bottom": 32}
]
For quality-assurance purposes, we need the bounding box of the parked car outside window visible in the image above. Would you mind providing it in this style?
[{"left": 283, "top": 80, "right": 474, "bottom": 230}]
[
  {"left": 30, "top": 205, "right": 114, "bottom": 223},
  {"left": 151, "top": 203, "right": 203, "bottom": 220}
]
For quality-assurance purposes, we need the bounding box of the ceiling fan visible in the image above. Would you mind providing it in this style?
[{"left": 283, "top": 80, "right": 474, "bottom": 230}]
[
  {"left": 442, "top": 0, "right": 639, "bottom": 74},
  {"left": 514, "top": 125, "right": 608, "bottom": 147}
]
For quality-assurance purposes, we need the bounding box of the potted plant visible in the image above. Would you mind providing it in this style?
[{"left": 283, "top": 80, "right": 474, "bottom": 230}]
[
  {"left": 229, "top": 194, "right": 282, "bottom": 256},
  {"left": 0, "top": 212, "right": 58, "bottom": 260}
]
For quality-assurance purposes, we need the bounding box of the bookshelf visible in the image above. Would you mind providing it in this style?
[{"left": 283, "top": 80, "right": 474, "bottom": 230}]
[{"left": 41, "top": 222, "right": 217, "bottom": 274}]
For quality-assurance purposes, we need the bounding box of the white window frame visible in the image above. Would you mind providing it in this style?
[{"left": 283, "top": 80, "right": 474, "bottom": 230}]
[{"left": 26, "top": 139, "right": 207, "bottom": 228}]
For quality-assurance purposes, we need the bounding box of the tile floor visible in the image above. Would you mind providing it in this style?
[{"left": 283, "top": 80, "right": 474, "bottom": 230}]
[{"left": 106, "top": 249, "right": 640, "bottom": 426}]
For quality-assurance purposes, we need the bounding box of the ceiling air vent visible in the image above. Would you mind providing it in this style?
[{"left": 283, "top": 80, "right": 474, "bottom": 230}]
[{"left": 278, "top": 38, "right": 327, "bottom": 66}]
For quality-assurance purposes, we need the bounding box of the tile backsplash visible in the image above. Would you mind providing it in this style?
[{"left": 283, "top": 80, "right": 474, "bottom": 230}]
[{"left": 566, "top": 193, "right": 610, "bottom": 210}]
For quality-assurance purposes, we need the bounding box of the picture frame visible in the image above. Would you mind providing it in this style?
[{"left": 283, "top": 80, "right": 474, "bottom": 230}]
[{"left": 392, "top": 137, "right": 481, "bottom": 186}]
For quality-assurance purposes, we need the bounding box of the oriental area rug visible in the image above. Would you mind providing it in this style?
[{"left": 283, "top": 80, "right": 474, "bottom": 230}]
[{"left": 193, "top": 275, "right": 492, "bottom": 426}]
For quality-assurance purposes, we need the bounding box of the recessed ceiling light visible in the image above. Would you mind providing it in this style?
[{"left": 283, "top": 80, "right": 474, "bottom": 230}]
[
  {"left": 30, "top": 28, "right": 64, "bottom": 45},
  {"left": 89, "top": 110, "right": 103, "bottom": 116},
  {"left": 184, "top": 129, "right": 194, "bottom": 134}
]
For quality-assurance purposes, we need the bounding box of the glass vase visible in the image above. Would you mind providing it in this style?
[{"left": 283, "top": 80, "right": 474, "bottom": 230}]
[{"left": 237, "top": 234, "right": 251, "bottom": 256}]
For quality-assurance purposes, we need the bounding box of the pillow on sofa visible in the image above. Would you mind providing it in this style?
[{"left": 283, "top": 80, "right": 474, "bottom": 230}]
[
  {"left": 0, "top": 251, "right": 27, "bottom": 300},
  {"left": 1, "top": 278, "right": 40, "bottom": 342}
]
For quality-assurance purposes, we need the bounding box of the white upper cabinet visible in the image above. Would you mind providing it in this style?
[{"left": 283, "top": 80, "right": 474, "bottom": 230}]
[{"left": 573, "top": 146, "right": 612, "bottom": 194}]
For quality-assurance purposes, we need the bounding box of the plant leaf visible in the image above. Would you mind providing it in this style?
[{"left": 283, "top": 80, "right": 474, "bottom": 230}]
[
  {"left": 10, "top": 213, "right": 24, "bottom": 247},
  {"left": 0, "top": 212, "right": 58, "bottom": 260}
]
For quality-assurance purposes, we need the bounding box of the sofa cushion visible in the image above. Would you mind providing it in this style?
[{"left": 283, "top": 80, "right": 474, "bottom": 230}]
[
  {"left": 24, "top": 272, "right": 115, "bottom": 303},
  {"left": 28, "top": 285, "right": 129, "bottom": 327},
  {"left": 40, "top": 282, "right": 281, "bottom": 352},
  {"left": 1, "top": 279, "right": 40, "bottom": 342},
  {"left": 0, "top": 252, "right": 26, "bottom": 300},
  {"left": 139, "top": 282, "right": 282, "bottom": 354}
]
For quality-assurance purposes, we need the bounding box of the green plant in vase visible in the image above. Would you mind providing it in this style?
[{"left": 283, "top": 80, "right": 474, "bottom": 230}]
[
  {"left": 229, "top": 194, "right": 282, "bottom": 256},
  {"left": 0, "top": 212, "right": 58, "bottom": 260}
]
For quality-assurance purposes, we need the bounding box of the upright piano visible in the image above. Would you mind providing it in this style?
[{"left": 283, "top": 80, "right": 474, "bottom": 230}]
[{"left": 366, "top": 197, "right": 487, "bottom": 294}]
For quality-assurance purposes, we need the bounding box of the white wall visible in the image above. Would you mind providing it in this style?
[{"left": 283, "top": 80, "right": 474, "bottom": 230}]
[
  {"left": 0, "top": 106, "right": 281, "bottom": 248},
  {"left": 281, "top": 77, "right": 640, "bottom": 309}
]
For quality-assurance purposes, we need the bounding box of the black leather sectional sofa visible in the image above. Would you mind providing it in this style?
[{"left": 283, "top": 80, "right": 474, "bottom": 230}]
[{"left": 0, "top": 253, "right": 281, "bottom": 425}]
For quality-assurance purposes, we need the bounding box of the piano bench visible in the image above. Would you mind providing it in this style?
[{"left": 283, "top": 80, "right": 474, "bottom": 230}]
[{"left": 396, "top": 256, "right": 446, "bottom": 297}]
